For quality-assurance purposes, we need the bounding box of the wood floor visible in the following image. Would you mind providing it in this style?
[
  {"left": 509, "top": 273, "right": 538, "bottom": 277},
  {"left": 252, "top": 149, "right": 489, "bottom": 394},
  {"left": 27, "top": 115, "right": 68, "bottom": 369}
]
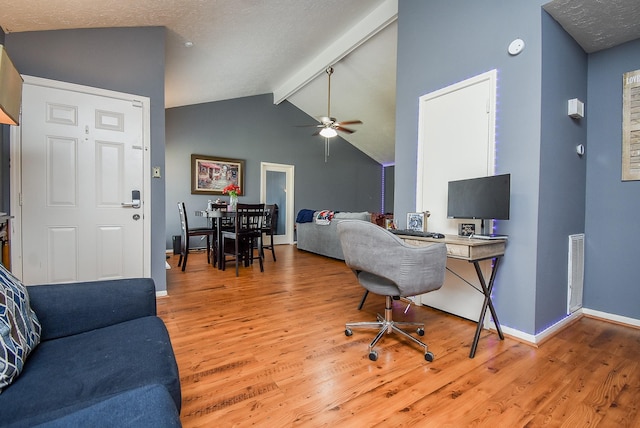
[{"left": 158, "top": 245, "right": 640, "bottom": 427}]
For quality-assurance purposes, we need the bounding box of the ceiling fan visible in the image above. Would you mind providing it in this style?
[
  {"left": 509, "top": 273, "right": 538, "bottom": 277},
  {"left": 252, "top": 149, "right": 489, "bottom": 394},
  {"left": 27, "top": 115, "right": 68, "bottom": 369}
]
[{"left": 302, "top": 66, "right": 362, "bottom": 139}]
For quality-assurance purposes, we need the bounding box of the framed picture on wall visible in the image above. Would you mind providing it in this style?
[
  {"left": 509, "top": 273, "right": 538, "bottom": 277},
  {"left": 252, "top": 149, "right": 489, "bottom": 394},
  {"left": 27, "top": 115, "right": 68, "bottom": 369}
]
[
  {"left": 623, "top": 69, "right": 640, "bottom": 181},
  {"left": 406, "top": 212, "right": 426, "bottom": 232},
  {"left": 191, "top": 154, "right": 245, "bottom": 195}
]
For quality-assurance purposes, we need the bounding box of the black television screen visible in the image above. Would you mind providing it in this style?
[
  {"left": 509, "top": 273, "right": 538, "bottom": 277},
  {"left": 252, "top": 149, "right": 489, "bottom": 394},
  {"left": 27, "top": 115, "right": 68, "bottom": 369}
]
[{"left": 447, "top": 174, "right": 510, "bottom": 220}]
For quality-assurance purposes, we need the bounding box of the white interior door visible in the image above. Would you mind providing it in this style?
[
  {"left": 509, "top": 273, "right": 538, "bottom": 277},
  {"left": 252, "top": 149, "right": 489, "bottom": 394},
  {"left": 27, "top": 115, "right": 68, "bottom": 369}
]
[
  {"left": 415, "top": 70, "right": 497, "bottom": 323},
  {"left": 260, "top": 162, "right": 294, "bottom": 245},
  {"left": 13, "top": 77, "right": 150, "bottom": 284}
]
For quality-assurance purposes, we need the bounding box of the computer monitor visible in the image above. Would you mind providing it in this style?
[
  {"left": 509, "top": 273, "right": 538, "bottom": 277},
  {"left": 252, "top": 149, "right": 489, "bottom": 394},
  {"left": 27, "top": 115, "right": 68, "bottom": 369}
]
[{"left": 447, "top": 174, "right": 510, "bottom": 235}]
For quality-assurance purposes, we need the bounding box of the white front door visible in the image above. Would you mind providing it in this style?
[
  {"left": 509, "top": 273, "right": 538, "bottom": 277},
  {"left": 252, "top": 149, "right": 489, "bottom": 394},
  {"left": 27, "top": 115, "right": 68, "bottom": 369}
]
[
  {"left": 13, "top": 77, "right": 150, "bottom": 284},
  {"left": 260, "top": 162, "right": 294, "bottom": 245}
]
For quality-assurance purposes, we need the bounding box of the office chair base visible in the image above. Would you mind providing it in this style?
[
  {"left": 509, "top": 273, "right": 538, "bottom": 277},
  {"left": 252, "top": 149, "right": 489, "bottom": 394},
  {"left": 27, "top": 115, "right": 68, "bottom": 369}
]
[{"left": 345, "top": 297, "right": 434, "bottom": 361}]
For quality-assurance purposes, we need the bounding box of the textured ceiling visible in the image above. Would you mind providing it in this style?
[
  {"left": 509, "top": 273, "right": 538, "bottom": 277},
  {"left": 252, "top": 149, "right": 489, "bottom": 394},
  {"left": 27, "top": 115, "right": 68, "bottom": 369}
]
[
  {"left": 0, "top": 0, "right": 396, "bottom": 163},
  {"left": 544, "top": 0, "right": 640, "bottom": 53},
  {"left": 1, "top": 1, "right": 639, "bottom": 165}
]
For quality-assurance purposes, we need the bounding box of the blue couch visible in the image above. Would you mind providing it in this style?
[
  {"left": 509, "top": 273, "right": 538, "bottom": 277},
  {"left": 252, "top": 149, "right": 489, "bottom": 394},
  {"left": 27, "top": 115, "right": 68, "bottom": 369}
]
[{"left": 0, "top": 278, "right": 181, "bottom": 427}]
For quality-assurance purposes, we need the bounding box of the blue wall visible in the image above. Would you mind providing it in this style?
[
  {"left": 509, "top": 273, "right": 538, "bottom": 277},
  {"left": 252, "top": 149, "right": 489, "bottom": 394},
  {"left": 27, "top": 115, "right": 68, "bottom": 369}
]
[
  {"left": 165, "top": 94, "right": 383, "bottom": 249},
  {"left": 397, "top": 1, "right": 640, "bottom": 335},
  {"left": 585, "top": 39, "right": 640, "bottom": 319},
  {"left": 6, "top": 28, "right": 168, "bottom": 292},
  {"left": 397, "top": 0, "right": 546, "bottom": 334},
  {"left": 537, "top": 12, "right": 588, "bottom": 331},
  {"left": 384, "top": 165, "right": 394, "bottom": 214}
]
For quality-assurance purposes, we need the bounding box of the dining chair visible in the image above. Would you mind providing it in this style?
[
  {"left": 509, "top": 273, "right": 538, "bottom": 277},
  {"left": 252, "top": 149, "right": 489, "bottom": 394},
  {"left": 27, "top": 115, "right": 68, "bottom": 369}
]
[
  {"left": 177, "top": 202, "right": 215, "bottom": 271},
  {"left": 221, "top": 203, "right": 265, "bottom": 276},
  {"left": 337, "top": 220, "right": 447, "bottom": 361},
  {"left": 207, "top": 203, "right": 233, "bottom": 267},
  {"left": 261, "top": 204, "right": 278, "bottom": 262}
]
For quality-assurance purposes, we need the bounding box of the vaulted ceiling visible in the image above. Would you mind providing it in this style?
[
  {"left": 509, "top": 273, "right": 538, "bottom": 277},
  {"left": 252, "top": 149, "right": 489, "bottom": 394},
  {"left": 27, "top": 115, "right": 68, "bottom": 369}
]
[{"left": 1, "top": 0, "right": 639, "bottom": 165}]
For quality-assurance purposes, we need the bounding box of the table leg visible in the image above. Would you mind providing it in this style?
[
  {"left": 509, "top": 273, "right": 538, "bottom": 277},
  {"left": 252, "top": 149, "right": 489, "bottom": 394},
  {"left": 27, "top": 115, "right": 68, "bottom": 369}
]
[
  {"left": 470, "top": 257, "right": 504, "bottom": 358},
  {"left": 216, "top": 217, "right": 223, "bottom": 270}
]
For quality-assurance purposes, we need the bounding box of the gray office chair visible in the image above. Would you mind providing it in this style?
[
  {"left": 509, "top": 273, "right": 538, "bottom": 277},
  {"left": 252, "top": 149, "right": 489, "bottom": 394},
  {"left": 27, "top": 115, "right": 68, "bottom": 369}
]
[{"left": 337, "top": 220, "right": 447, "bottom": 361}]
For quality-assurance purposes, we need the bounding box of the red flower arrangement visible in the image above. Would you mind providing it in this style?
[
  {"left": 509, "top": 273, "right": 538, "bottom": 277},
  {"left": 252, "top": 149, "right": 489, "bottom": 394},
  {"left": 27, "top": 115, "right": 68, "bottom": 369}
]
[{"left": 222, "top": 183, "right": 240, "bottom": 197}]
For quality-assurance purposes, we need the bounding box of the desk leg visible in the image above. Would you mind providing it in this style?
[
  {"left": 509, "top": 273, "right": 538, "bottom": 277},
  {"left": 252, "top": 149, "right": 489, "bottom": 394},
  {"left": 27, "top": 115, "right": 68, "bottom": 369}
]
[{"left": 470, "top": 257, "right": 504, "bottom": 358}]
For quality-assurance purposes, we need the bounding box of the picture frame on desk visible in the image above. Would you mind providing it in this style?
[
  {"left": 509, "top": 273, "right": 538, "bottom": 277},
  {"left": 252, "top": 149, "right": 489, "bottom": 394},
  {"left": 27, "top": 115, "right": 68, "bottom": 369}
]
[
  {"left": 458, "top": 222, "right": 476, "bottom": 237},
  {"left": 406, "top": 212, "right": 426, "bottom": 232}
]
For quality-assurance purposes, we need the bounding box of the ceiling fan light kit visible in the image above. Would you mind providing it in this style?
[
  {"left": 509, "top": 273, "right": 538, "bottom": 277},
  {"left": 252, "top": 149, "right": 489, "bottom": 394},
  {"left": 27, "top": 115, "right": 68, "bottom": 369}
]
[
  {"left": 300, "top": 66, "right": 363, "bottom": 138},
  {"left": 319, "top": 127, "right": 338, "bottom": 138},
  {"left": 297, "top": 65, "right": 363, "bottom": 161}
]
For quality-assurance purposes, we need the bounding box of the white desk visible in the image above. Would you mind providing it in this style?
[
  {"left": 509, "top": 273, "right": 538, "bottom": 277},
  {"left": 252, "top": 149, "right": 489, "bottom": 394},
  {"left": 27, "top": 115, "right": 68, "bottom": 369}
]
[{"left": 397, "top": 234, "right": 506, "bottom": 358}]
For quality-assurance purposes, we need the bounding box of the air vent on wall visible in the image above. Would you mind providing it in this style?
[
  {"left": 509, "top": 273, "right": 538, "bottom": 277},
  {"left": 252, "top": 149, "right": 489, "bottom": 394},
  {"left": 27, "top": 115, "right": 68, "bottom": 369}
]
[{"left": 567, "top": 234, "right": 585, "bottom": 314}]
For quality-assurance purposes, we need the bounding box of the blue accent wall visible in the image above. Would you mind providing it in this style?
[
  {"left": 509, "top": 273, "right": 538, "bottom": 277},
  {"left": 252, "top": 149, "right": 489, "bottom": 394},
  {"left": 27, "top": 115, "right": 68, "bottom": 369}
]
[
  {"left": 397, "top": 1, "right": 640, "bottom": 334},
  {"left": 165, "top": 94, "right": 382, "bottom": 248},
  {"left": 585, "top": 38, "right": 640, "bottom": 319},
  {"left": 6, "top": 28, "right": 168, "bottom": 292},
  {"left": 537, "top": 12, "right": 588, "bottom": 331},
  {"left": 384, "top": 165, "right": 394, "bottom": 214},
  {"left": 397, "top": 0, "right": 546, "bottom": 334}
]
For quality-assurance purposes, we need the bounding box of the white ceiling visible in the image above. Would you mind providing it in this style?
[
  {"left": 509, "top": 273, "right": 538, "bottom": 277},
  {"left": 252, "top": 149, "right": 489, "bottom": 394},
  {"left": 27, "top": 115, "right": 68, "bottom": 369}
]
[{"left": 1, "top": 0, "right": 640, "bottom": 165}]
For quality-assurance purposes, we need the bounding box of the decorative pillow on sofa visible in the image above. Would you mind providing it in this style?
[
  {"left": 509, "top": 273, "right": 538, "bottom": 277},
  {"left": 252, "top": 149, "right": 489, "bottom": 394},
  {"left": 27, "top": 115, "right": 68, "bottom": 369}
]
[
  {"left": 0, "top": 263, "right": 41, "bottom": 392},
  {"left": 334, "top": 211, "right": 371, "bottom": 221}
]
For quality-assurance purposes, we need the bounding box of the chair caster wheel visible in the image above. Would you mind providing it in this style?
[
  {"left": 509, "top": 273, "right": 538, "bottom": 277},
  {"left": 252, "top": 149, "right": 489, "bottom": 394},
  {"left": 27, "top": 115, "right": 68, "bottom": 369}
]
[
  {"left": 369, "top": 350, "right": 378, "bottom": 361},
  {"left": 345, "top": 328, "right": 353, "bottom": 337},
  {"left": 425, "top": 351, "right": 434, "bottom": 362},
  {"left": 417, "top": 328, "right": 425, "bottom": 336}
]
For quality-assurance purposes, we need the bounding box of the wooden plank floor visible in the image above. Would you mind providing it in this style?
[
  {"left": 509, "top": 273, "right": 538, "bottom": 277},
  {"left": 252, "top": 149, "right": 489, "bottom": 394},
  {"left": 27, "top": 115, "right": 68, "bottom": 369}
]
[{"left": 158, "top": 245, "right": 640, "bottom": 427}]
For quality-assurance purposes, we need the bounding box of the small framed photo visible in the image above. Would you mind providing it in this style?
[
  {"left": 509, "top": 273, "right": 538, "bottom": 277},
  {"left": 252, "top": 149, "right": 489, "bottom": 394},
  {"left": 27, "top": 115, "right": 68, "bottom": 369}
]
[
  {"left": 191, "top": 154, "right": 245, "bottom": 195},
  {"left": 406, "top": 212, "right": 426, "bottom": 232},
  {"left": 458, "top": 223, "right": 476, "bottom": 236}
]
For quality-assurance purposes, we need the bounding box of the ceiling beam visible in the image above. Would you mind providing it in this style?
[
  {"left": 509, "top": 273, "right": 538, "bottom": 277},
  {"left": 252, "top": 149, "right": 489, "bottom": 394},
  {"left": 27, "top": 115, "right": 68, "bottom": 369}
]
[{"left": 272, "top": 0, "right": 398, "bottom": 105}]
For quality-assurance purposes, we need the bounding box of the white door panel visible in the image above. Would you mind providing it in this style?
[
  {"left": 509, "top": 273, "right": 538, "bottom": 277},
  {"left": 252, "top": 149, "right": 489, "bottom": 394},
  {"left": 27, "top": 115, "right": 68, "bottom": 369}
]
[
  {"left": 415, "top": 71, "right": 497, "bottom": 323},
  {"left": 18, "top": 78, "right": 148, "bottom": 284}
]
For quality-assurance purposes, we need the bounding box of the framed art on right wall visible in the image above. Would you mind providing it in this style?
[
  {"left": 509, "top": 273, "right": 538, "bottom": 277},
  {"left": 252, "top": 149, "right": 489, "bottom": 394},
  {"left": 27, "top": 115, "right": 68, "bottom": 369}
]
[{"left": 622, "top": 69, "right": 640, "bottom": 181}]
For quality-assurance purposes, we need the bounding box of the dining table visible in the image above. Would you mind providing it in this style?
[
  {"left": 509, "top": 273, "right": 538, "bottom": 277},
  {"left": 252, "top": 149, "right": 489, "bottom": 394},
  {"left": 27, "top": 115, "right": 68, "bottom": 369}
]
[{"left": 195, "top": 209, "right": 236, "bottom": 270}]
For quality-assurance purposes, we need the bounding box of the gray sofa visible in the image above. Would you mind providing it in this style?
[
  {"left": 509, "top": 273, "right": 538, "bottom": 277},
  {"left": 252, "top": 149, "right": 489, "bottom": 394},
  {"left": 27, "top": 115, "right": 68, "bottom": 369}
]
[
  {"left": 296, "top": 211, "right": 371, "bottom": 260},
  {"left": 0, "top": 276, "right": 181, "bottom": 427}
]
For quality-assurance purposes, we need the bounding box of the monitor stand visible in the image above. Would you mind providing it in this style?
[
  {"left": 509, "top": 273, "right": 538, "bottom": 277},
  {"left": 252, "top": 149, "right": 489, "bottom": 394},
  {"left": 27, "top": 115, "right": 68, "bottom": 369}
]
[{"left": 472, "top": 220, "right": 508, "bottom": 240}]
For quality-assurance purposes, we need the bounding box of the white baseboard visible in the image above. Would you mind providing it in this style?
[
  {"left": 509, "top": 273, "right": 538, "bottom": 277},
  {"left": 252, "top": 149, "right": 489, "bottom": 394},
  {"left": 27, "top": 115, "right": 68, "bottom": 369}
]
[
  {"left": 156, "top": 290, "right": 168, "bottom": 297},
  {"left": 485, "top": 310, "right": 582, "bottom": 346},
  {"left": 485, "top": 307, "right": 640, "bottom": 347},
  {"left": 582, "top": 307, "right": 640, "bottom": 328}
]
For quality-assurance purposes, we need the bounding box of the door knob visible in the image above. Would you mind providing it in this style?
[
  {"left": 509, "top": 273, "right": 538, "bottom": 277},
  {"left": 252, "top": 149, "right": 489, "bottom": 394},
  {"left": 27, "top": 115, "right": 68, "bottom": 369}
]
[{"left": 122, "top": 190, "right": 141, "bottom": 209}]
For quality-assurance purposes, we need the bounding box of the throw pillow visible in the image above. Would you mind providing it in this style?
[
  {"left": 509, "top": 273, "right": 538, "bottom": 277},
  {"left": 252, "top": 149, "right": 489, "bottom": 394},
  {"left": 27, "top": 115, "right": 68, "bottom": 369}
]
[{"left": 0, "top": 263, "right": 41, "bottom": 392}]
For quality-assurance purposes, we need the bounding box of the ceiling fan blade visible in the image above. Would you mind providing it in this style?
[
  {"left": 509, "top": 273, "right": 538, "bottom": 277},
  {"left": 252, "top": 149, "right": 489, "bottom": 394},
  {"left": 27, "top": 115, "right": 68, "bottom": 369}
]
[
  {"left": 336, "top": 126, "right": 356, "bottom": 134},
  {"left": 336, "top": 120, "right": 362, "bottom": 126},
  {"left": 311, "top": 130, "right": 321, "bottom": 136},
  {"left": 295, "top": 124, "right": 323, "bottom": 128}
]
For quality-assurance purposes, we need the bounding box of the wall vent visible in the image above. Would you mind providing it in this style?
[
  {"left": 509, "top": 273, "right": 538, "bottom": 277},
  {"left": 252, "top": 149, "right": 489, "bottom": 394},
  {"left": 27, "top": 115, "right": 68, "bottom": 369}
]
[{"left": 567, "top": 234, "right": 585, "bottom": 314}]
